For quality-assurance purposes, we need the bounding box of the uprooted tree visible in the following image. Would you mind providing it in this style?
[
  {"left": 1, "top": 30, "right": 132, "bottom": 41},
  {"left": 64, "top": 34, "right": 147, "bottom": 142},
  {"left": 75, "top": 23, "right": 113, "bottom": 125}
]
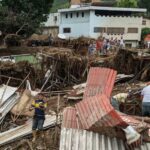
[{"left": 0, "top": 0, "right": 54, "bottom": 46}]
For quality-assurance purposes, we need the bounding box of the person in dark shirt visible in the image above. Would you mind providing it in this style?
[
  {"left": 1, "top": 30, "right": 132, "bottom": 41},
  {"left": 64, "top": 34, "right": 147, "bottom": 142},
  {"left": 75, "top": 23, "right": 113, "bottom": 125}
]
[{"left": 29, "top": 93, "right": 47, "bottom": 142}]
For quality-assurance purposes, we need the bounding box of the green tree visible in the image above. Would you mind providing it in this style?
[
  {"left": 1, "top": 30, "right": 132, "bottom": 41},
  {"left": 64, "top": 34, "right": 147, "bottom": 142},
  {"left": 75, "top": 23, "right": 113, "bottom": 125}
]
[
  {"left": 0, "top": 0, "right": 54, "bottom": 36},
  {"left": 141, "top": 28, "right": 150, "bottom": 40},
  {"left": 116, "top": 0, "right": 138, "bottom": 8},
  {"left": 138, "top": 0, "right": 150, "bottom": 18}
]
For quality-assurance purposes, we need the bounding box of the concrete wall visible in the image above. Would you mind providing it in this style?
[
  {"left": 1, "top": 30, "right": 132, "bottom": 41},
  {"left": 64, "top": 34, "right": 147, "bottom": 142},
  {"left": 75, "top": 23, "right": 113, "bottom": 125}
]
[
  {"left": 59, "top": 9, "right": 143, "bottom": 47},
  {"left": 89, "top": 10, "right": 143, "bottom": 42},
  {"left": 142, "top": 19, "right": 150, "bottom": 29},
  {"left": 44, "top": 13, "right": 60, "bottom": 27},
  {"left": 42, "top": 27, "right": 59, "bottom": 38},
  {"left": 71, "top": 0, "right": 101, "bottom": 5},
  {"left": 59, "top": 11, "right": 90, "bottom": 38},
  {"left": 71, "top": 0, "right": 81, "bottom": 5}
]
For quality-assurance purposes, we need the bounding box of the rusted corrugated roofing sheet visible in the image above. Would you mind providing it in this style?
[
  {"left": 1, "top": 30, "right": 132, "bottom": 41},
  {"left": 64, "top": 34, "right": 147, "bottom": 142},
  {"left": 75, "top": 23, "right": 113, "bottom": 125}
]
[
  {"left": 119, "top": 113, "right": 143, "bottom": 128},
  {"left": 75, "top": 94, "right": 123, "bottom": 129},
  {"left": 62, "top": 107, "right": 147, "bottom": 132},
  {"left": 59, "top": 128, "right": 150, "bottom": 150},
  {"left": 83, "top": 67, "right": 117, "bottom": 99},
  {"left": 62, "top": 107, "right": 83, "bottom": 129}
]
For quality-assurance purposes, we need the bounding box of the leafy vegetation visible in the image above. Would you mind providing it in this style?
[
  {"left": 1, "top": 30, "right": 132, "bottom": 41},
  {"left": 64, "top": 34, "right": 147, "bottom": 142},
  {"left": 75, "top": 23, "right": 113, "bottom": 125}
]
[
  {"left": 50, "top": 0, "right": 70, "bottom": 13},
  {"left": 138, "top": 0, "right": 150, "bottom": 18},
  {"left": 141, "top": 28, "right": 150, "bottom": 40},
  {"left": 0, "top": 0, "right": 54, "bottom": 37},
  {"left": 116, "top": 0, "right": 138, "bottom": 8}
]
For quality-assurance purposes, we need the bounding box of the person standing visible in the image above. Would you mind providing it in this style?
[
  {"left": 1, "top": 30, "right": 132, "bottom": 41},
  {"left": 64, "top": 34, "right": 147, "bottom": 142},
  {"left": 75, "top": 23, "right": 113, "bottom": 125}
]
[
  {"left": 141, "top": 82, "right": 150, "bottom": 116},
  {"left": 29, "top": 93, "right": 47, "bottom": 142},
  {"left": 96, "top": 38, "right": 103, "bottom": 55},
  {"left": 120, "top": 37, "right": 125, "bottom": 49}
]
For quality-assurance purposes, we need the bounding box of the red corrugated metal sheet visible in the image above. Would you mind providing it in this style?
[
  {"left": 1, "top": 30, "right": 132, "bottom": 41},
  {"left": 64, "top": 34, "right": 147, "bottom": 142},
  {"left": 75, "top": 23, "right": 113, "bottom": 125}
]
[
  {"left": 83, "top": 67, "right": 117, "bottom": 99},
  {"left": 62, "top": 107, "right": 83, "bottom": 129},
  {"left": 75, "top": 94, "right": 123, "bottom": 129},
  {"left": 118, "top": 112, "right": 141, "bottom": 127}
]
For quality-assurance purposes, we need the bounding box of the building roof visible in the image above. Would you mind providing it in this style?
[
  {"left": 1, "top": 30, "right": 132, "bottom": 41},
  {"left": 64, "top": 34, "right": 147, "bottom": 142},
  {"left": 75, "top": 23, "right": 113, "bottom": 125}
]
[{"left": 58, "top": 6, "right": 147, "bottom": 13}]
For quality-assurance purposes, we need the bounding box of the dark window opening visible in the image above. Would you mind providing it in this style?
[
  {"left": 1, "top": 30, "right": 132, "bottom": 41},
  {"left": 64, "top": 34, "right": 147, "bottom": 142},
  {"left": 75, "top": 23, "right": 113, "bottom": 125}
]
[
  {"left": 94, "top": 27, "right": 106, "bottom": 33},
  {"left": 128, "top": 28, "right": 138, "bottom": 33},
  {"left": 82, "top": 12, "right": 84, "bottom": 17},
  {"left": 65, "top": 14, "right": 68, "bottom": 18},
  {"left": 76, "top": 12, "right": 79, "bottom": 17},
  {"left": 54, "top": 16, "right": 57, "bottom": 22},
  {"left": 70, "top": 13, "right": 73, "bottom": 18},
  {"left": 142, "top": 20, "right": 146, "bottom": 25},
  {"left": 107, "top": 27, "right": 125, "bottom": 34},
  {"left": 63, "top": 28, "right": 71, "bottom": 33},
  {"left": 95, "top": 10, "right": 138, "bottom": 16}
]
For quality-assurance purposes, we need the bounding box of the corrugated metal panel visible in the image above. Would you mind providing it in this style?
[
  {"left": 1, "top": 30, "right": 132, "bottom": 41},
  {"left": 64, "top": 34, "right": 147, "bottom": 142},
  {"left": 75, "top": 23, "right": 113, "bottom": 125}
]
[
  {"left": 75, "top": 94, "right": 123, "bottom": 129},
  {"left": 62, "top": 107, "right": 83, "bottom": 129},
  {"left": 0, "top": 84, "right": 17, "bottom": 106},
  {"left": 62, "top": 107, "right": 146, "bottom": 131},
  {"left": 59, "top": 128, "right": 150, "bottom": 150},
  {"left": 59, "top": 128, "right": 126, "bottom": 150},
  {"left": 83, "top": 67, "right": 117, "bottom": 99},
  {"left": 119, "top": 113, "right": 144, "bottom": 128}
]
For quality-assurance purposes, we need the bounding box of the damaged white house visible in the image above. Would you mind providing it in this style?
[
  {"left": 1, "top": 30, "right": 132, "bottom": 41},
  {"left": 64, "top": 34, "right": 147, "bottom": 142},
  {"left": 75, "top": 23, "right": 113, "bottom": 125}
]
[{"left": 58, "top": 6, "right": 146, "bottom": 47}]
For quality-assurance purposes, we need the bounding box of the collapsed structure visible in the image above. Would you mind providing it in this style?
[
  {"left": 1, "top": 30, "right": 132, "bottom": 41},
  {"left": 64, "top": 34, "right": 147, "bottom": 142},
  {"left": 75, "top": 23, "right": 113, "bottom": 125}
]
[
  {"left": 0, "top": 46, "right": 150, "bottom": 149},
  {"left": 60, "top": 67, "right": 150, "bottom": 150}
]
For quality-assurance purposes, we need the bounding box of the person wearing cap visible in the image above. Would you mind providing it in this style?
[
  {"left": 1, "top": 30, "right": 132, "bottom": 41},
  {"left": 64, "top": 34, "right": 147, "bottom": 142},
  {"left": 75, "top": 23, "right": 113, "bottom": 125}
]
[
  {"left": 141, "top": 82, "right": 150, "bottom": 116},
  {"left": 29, "top": 93, "right": 47, "bottom": 142}
]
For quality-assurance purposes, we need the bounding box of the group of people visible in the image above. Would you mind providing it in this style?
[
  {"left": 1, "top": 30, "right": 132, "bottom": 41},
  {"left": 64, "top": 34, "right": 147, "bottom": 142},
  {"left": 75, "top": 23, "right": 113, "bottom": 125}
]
[{"left": 88, "top": 37, "right": 125, "bottom": 56}]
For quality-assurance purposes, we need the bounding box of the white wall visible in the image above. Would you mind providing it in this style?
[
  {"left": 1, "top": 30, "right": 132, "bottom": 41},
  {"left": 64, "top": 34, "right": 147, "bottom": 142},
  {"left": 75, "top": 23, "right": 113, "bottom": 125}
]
[
  {"left": 142, "top": 19, "right": 150, "bottom": 28},
  {"left": 44, "top": 13, "right": 60, "bottom": 27},
  {"left": 89, "top": 10, "right": 143, "bottom": 42},
  {"left": 59, "top": 9, "right": 143, "bottom": 47},
  {"left": 42, "top": 27, "right": 59, "bottom": 37},
  {"left": 59, "top": 11, "right": 90, "bottom": 39}
]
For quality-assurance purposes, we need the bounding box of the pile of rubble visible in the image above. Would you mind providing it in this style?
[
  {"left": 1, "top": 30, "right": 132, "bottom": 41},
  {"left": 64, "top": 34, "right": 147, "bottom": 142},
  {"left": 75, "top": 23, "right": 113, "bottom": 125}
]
[{"left": 1, "top": 46, "right": 150, "bottom": 150}]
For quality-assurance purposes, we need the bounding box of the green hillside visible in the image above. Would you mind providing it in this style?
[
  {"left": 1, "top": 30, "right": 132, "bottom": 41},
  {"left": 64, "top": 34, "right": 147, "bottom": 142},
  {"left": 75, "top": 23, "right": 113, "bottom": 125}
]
[{"left": 50, "top": 0, "right": 70, "bottom": 12}]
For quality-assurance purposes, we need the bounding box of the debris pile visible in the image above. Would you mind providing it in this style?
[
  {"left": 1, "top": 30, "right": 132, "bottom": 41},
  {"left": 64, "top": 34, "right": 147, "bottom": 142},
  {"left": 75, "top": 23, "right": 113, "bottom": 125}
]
[
  {"left": 111, "top": 49, "right": 150, "bottom": 81},
  {"left": 60, "top": 67, "right": 150, "bottom": 150},
  {"left": 38, "top": 47, "right": 88, "bottom": 91},
  {"left": 1, "top": 45, "right": 150, "bottom": 150}
]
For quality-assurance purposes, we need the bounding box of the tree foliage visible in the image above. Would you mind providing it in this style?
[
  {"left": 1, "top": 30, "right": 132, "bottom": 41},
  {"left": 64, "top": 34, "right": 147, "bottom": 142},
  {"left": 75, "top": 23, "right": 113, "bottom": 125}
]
[
  {"left": 141, "top": 28, "right": 150, "bottom": 40},
  {"left": 0, "top": 0, "right": 54, "bottom": 36},
  {"left": 116, "top": 0, "right": 138, "bottom": 8},
  {"left": 138, "top": 0, "right": 150, "bottom": 18}
]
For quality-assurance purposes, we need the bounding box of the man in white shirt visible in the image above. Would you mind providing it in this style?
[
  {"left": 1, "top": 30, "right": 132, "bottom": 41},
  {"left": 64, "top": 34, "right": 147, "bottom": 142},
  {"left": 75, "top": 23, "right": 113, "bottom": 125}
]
[{"left": 141, "top": 82, "right": 150, "bottom": 116}]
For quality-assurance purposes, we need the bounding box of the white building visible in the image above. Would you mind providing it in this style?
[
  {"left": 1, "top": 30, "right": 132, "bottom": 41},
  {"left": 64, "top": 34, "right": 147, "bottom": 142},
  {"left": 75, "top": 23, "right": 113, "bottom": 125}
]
[
  {"left": 42, "top": 13, "right": 60, "bottom": 38},
  {"left": 58, "top": 6, "right": 146, "bottom": 47},
  {"left": 142, "top": 18, "right": 150, "bottom": 29}
]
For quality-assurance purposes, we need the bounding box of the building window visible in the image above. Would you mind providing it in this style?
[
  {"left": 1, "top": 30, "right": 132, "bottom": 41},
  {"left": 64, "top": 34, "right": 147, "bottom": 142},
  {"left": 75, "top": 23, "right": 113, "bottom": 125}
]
[
  {"left": 107, "top": 27, "right": 124, "bottom": 34},
  {"left": 63, "top": 28, "right": 71, "bottom": 33},
  {"left": 76, "top": 12, "right": 79, "bottom": 17},
  {"left": 142, "top": 20, "right": 146, "bottom": 25},
  {"left": 65, "top": 14, "right": 68, "bottom": 18},
  {"left": 54, "top": 16, "right": 57, "bottom": 22},
  {"left": 94, "top": 27, "right": 106, "bottom": 33},
  {"left": 82, "top": 12, "right": 84, "bottom": 17},
  {"left": 128, "top": 28, "right": 138, "bottom": 33},
  {"left": 70, "top": 13, "right": 73, "bottom": 18}
]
